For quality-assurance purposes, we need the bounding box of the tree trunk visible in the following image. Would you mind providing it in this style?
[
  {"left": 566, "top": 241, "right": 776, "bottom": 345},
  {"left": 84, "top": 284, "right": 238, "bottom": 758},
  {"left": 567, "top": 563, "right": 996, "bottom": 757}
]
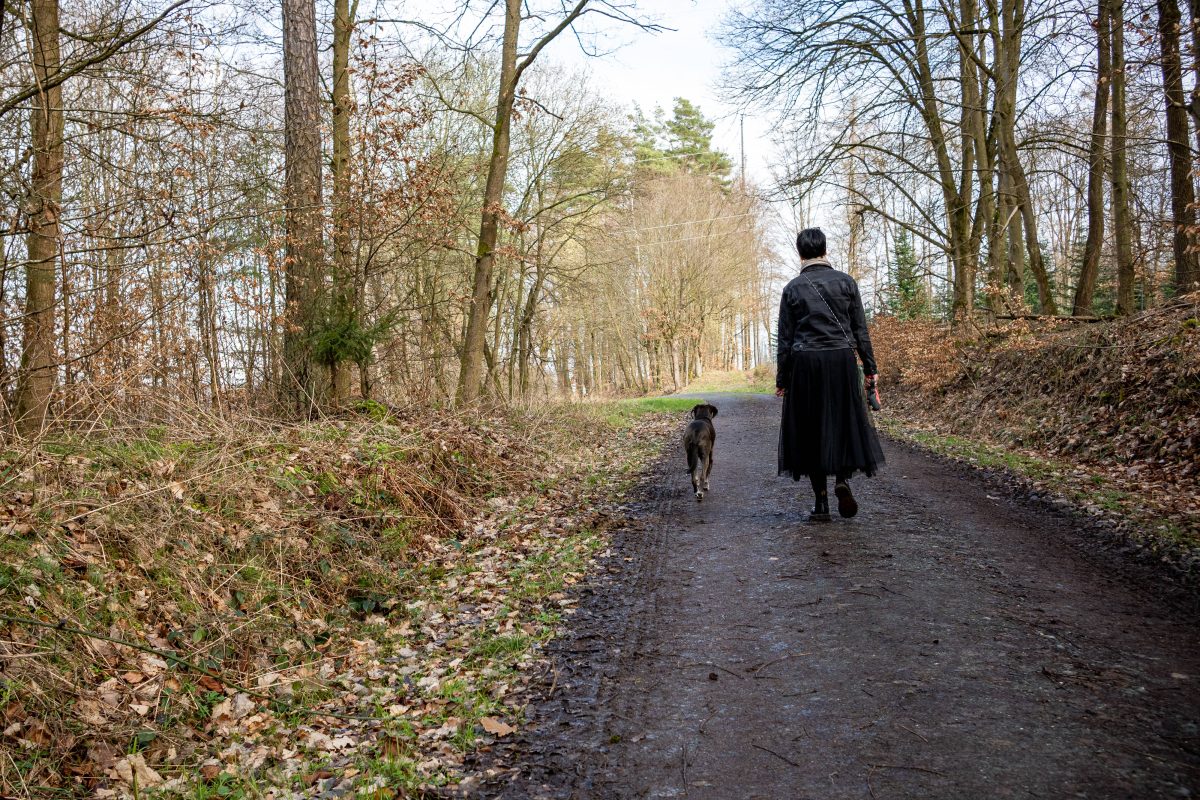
[
  {"left": 1003, "top": 167, "right": 1026, "bottom": 306},
  {"left": 456, "top": 0, "right": 590, "bottom": 405},
  {"left": 910, "top": 0, "right": 974, "bottom": 319},
  {"left": 456, "top": 0, "right": 522, "bottom": 405},
  {"left": 1157, "top": 0, "right": 1200, "bottom": 299},
  {"left": 1110, "top": 0, "right": 1137, "bottom": 312},
  {"left": 997, "top": 0, "right": 1058, "bottom": 314},
  {"left": 280, "top": 0, "right": 327, "bottom": 412},
  {"left": 1074, "top": 0, "right": 1112, "bottom": 315},
  {"left": 14, "top": 0, "right": 64, "bottom": 436},
  {"left": 1186, "top": 0, "right": 1200, "bottom": 152},
  {"left": 329, "top": 0, "right": 357, "bottom": 404}
]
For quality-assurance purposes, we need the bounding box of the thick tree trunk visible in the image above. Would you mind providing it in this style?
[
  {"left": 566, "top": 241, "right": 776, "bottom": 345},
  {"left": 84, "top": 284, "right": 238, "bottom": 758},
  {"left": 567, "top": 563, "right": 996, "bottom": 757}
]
[
  {"left": 1157, "top": 0, "right": 1200, "bottom": 298},
  {"left": 1074, "top": 0, "right": 1111, "bottom": 316},
  {"left": 15, "top": 0, "right": 64, "bottom": 436},
  {"left": 280, "top": 0, "right": 327, "bottom": 412}
]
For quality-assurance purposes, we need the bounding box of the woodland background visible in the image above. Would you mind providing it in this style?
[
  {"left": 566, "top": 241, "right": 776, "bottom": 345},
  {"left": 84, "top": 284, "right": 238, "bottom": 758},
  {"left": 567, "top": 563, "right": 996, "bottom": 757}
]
[
  {"left": 0, "top": 0, "right": 1198, "bottom": 793},
  {"left": 1, "top": 0, "right": 774, "bottom": 433},
  {"left": 3, "top": 0, "right": 1200, "bottom": 432}
]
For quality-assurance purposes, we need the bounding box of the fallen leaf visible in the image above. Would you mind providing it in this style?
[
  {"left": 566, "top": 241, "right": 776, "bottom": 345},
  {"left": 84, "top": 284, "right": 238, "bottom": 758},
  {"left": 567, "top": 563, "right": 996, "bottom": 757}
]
[
  {"left": 111, "top": 753, "right": 164, "bottom": 788},
  {"left": 210, "top": 693, "right": 255, "bottom": 729},
  {"left": 303, "top": 769, "right": 334, "bottom": 785},
  {"left": 480, "top": 716, "right": 516, "bottom": 737},
  {"left": 197, "top": 675, "right": 223, "bottom": 693}
]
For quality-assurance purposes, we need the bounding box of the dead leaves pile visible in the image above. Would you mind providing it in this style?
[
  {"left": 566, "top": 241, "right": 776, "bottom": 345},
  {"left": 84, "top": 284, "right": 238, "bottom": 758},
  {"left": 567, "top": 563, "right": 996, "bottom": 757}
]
[
  {"left": 0, "top": 406, "right": 674, "bottom": 797},
  {"left": 872, "top": 297, "right": 1200, "bottom": 543}
]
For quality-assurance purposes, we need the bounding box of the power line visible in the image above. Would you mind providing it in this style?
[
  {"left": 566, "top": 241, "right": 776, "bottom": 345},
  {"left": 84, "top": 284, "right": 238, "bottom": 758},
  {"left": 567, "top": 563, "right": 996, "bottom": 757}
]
[
  {"left": 616, "top": 212, "right": 756, "bottom": 233},
  {"left": 596, "top": 230, "right": 754, "bottom": 254}
]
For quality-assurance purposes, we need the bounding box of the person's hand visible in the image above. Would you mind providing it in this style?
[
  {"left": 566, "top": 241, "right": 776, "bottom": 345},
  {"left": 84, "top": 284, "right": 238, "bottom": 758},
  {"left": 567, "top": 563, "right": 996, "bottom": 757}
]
[
  {"left": 864, "top": 374, "right": 881, "bottom": 411},
  {"left": 775, "top": 387, "right": 786, "bottom": 398}
]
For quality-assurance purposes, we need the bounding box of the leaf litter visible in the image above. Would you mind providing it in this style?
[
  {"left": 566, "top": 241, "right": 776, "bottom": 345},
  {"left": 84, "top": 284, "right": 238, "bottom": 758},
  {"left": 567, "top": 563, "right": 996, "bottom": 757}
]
[
  {"left": 871, "top": 295, "right": 1200, "bottom": 569},
  {"left": 0, "top": 403, "right": 676, "bottom": 797}
]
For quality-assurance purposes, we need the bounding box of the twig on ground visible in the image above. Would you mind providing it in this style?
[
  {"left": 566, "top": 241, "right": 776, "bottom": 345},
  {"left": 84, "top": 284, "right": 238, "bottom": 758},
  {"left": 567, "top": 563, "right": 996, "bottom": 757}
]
[
  {"left": 747, "top": 651, "right": 809, "bottom": 675},
  {"left": 868, "top": 763, "right": 946, "bottom": 777},
  {"left": 751, "top": 742, "right": 802, "bottom": 768},
  {"left": 684, "top": 661, "right": 745, "bottom": 680},
  {"left": 898, "top": 722, "right": 928, "bottom": 742}
]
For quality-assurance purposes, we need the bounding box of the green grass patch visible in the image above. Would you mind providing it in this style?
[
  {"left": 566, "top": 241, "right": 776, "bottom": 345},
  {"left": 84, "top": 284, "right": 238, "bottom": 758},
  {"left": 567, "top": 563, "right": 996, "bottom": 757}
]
[
  {"left": 597, "top": 396, "right": 697, "bottom": 427},
  {"left": 681, "top": 367, "right": 774, "bottom": 395}
]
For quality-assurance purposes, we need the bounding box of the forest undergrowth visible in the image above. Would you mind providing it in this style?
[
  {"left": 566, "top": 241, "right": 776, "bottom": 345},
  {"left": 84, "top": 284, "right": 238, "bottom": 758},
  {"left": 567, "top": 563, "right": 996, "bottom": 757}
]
[
  {"left": 871, "top": 294, "right": 1200, "bottom": 570},
  {"left": 0, "top": 402, "right": 674, "bottom": 798}
]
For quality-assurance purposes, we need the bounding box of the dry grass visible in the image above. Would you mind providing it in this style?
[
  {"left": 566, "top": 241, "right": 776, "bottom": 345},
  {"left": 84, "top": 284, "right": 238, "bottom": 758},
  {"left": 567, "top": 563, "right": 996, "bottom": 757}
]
[{"left": 0, "top": 400, "right": 670, "bottom": 796}]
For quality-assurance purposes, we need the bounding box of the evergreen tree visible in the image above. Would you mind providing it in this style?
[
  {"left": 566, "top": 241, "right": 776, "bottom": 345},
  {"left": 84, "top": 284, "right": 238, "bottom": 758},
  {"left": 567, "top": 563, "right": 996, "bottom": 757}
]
[
  {"left": 631, "top": 106, "right": 675, "bottom": 176},
  {"left": 664, "top": 98, "right": 733, "bottom": 180},
  {"left": 629, "top": 99, "right": 733, "bottom": 184},
  {"left": 886, "top": 231, "right": 930, "bottom": 319}
]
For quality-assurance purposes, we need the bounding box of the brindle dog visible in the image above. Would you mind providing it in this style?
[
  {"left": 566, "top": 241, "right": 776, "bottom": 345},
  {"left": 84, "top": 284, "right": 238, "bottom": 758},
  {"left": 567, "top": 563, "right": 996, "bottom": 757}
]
[{"left": 683, "top": 402, "right": 718, "bottom": 500}]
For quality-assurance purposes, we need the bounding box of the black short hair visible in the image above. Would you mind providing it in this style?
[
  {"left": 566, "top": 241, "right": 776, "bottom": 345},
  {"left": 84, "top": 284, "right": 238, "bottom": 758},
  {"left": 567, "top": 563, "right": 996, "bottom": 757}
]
[{"left": 796, "top": 228, "right": 827, "bottom": 259}]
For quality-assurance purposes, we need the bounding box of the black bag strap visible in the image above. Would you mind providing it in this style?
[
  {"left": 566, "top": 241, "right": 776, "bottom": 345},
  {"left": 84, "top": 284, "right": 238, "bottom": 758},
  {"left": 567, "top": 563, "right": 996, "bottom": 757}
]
[{"left": 800, "top": 269, "right": 855, "bottom": 351}]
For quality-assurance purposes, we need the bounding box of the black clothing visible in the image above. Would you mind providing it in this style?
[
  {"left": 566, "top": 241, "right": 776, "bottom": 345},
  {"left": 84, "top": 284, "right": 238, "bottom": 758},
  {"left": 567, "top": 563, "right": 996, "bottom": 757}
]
[
  {"left": 777, "top": 348, "right": 885, "bottom": 479},
  {"left": 776, "top": 261, "right": 885, "bottom": 480},
  {"left": 775, "top": 261, "right": 877, "bottom": 389}
]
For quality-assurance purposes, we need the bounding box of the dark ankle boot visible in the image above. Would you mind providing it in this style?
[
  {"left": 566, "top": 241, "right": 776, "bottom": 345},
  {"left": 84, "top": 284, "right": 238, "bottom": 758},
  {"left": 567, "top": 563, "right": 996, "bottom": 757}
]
[
  {"left": 808, "top": 492, "right": 831, "bottom": 522},
  {"left": 835, "top": 480, "right": 858, "bottom": 518}
]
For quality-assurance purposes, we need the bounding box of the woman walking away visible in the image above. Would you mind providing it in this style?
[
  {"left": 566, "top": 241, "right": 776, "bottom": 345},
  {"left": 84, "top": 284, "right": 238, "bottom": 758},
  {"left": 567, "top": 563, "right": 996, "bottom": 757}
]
[{"left": 776, "top": 228, "right": 885, "bottom": 522}]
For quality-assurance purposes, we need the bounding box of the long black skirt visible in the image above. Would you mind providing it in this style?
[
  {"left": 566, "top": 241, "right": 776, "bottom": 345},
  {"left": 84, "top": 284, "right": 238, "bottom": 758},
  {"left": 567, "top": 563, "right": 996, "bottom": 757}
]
[{"left": 778, "top": 348, "right": 885, "bottom": 480}]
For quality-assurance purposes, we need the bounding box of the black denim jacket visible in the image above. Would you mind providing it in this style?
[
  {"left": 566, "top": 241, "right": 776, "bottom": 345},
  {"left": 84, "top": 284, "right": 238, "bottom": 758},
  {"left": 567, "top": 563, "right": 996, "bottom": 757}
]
[{"left": 776, "top": 261, "right": 878, "bottom": 389}]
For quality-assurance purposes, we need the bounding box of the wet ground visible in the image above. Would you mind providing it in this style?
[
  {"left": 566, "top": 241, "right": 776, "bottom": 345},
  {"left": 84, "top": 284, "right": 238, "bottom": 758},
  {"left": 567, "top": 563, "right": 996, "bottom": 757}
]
[{"left": 473, "top": 393, "right": 1200, "bottom": 799}]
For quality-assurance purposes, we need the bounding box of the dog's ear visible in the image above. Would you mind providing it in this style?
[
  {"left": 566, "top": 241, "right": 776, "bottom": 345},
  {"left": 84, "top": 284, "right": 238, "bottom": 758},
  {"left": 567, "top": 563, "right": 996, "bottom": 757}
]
[
  {"left": 689, "top": 403, "right": 705, "bottom": 419},
  {"left": 707, "top": 404, "right": 718, "bottom": 417}
]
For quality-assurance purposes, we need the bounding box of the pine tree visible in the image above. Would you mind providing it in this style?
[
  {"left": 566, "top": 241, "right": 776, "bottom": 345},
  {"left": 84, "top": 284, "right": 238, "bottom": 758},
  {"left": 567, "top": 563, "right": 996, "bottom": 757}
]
[
  {"left": 630, "top": 99, "right": 732, "bottom": 183},
  {"left": 886, "top": 231, "right": 929, "bottom": 319},
  {"left": 664, "top": 98, "right": 733, "bottom": 180}
]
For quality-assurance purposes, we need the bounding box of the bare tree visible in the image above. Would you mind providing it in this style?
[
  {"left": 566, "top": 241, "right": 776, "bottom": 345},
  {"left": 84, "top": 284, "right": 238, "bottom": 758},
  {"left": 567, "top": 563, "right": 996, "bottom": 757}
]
[
  {"left": 1111, "top": 0, "right": 1136, "bottom": 313},
  {"left": 13, "top": 0, "right": 63, "bottom": 435},
  {"left": 1157, "top": 0, "right": 1200, "bottom": 297},
  {"left": 1073, "top": 0, "right": 1111, "bottom": 316},
  {"left": 453, "top": 0, "right": 660, "bottom": 405}
]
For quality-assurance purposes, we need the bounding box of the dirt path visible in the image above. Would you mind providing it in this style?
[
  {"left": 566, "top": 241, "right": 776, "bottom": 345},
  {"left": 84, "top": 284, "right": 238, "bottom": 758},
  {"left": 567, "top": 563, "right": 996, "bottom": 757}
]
[{"left": 477, "top": 393, "right": 1200, "bottom": 799}]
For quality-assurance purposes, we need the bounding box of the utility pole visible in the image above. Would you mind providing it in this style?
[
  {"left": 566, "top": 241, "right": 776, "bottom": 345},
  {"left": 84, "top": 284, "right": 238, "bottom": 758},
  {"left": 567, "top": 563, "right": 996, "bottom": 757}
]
[{"left": 739, "top": 114, "right": 746, "bottom": 192}]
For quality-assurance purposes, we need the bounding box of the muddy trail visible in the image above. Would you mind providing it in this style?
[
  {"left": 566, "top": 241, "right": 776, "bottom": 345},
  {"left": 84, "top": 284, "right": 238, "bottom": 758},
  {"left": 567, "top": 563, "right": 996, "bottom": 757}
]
[{"left": 473, "top": 393, "right": 1200, "bottom": 799}]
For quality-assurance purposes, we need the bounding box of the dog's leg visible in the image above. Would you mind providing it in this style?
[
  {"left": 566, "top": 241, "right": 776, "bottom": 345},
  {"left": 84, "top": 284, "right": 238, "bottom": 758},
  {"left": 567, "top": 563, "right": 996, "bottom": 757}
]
[
  {"left": 692, "top": 448, "right": 705, "bottom": 500},
  {"left": 703, "top": 450, "right": 712, "bottom": 492}
]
